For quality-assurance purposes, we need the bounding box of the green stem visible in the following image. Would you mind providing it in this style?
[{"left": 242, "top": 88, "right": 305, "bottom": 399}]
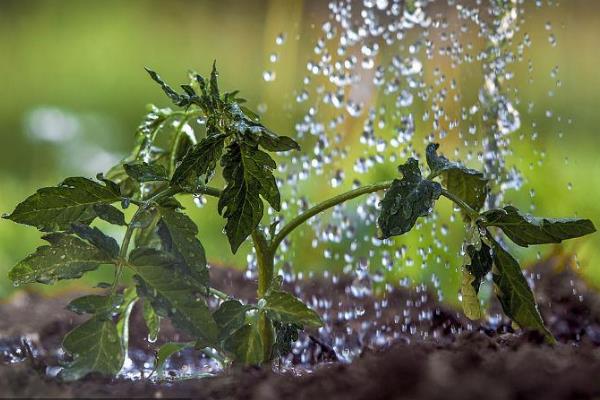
[
  {"left": 270, "top": 181, "right": 393, "bottom": 252},
  {"left": 440, "top": 188, "right": 479, "bottom": 220},
  {"left": 111, "top": 211, "right": 139, "bottom": 293},
  {"left": 251, "top": 229, "right": 275, "bottom": 362}
]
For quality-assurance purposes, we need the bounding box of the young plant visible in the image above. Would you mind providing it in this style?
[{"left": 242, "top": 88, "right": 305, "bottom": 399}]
[{"left": 3, "top": 63, "right": 595, "bottom": 380}]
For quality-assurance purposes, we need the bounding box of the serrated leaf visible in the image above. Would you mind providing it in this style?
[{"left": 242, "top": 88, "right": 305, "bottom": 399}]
[
  {"left": 9, "top": 233, "right": 114, "bottom": 286},
  {"left": 218, "top": 142, "right": 280, "bottom": 253},
  {"left": 460, "top": 271, "right": 482, "bottom": 320},
  {"left": 257, "top": 130, "right": 300, "bottom": 152},
  {"left": 223, "top": 323, "right": 264, "bottom": 366},
  {"left": 4, "top": 177, "right": 122, "bottom": 231},
  {"left": 426, "top": 143, "right": 488, "bottom": 216},
  {"left": 272, "top": 321, "right": 301, "bottom": 357},
  {"left": 465, "top": 242, "right": 493, "bottom": 293},
  {"left": 154, "top": 342, "right": 194, "bottom": 375},
  {"left": 133, "top": 207, "right": 162, "bottom": 249},
  {"left": 263, "top": 290, "right": 322, "bottom": 328},
  {"left": 157, "top": 207, "right": 208, "bottom": 286},
  {"left": 482, "top": 206, "right": 596, "bottom": 247},
  {"left": 377, "top": 158, "right": 442, "bottom": 238},
  {"left": 171, "top": 133, "right": 227, "bottom": 185},
  {"left": 145, "top": 68, "right": 191, "bottom": 107},
  {"left": 93, "top": 204, "right": 126, "bottom": 226},
  {"left": 213, "top": 300, "right": 250, "bottom": 340},
  {"left": 209, "top": 60, "right": 220, "bottom": 106},
  {"left": 70, "top": 223, "right": 120, "bottom": 258},
  {"left": 129, "top": 248, "right": 218, "bottom": 344},
  {"left": 60, "top": 317, "right": 124, "bottom": 381},
  {"left": 489, "top": 236, "right": 554, "bottom": 342},
  {"left": 66, "top": 294, "right": 123, "bottom": 316},
  {"left": 143, "top": 300, "right": 160, "bottom": 343},
  {"left": 124, "top": 162, "right": 168, "bottom": 182}
]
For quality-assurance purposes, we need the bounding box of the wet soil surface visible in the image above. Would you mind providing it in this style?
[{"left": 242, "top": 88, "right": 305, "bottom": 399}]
[{"left": 2, "top": 255, "right": 600, "bottom": 399}]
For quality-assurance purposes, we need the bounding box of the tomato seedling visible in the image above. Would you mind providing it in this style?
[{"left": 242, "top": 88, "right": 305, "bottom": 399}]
[{"left": 4, "top": 63, "right": 595, "bottom": 379}]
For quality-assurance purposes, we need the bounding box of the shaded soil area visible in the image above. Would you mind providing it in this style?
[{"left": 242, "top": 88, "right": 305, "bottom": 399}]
[{"left": 2, "top": 255, "right": 600, "bottom": 399}]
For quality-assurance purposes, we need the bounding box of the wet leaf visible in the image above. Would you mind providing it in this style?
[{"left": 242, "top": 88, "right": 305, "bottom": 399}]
[
  {"left": 218, "top": 142, "right": 280, "bottom": 253},
  {"left": 124, "top": 162, "right": 168, "bottom": 182},
  {"left": 223, "top": 322, "right": 264, "bottom": 366},
  {"left": 145, "top": 68, "right": 192, "bottom": 107},
  {"left": 213, "top": 300, "right": 250, "bottom": 340},
  {"left": 60, "top": 317, "right": 124, "bottom": 381},
  {"left": 377, "top": 158, "right": 442, "bottom": 238},
  {"left": 257, "top": 130, "right": 300, "bottom": 152},
  {"left": 93, "top": 204, "right": 126, "bottom": 226},
  {"left": 143, "top": 300, "right": 160, "bottom": 343},
  {"left": 66, "top": 294, "right": 123, "bottom": 316},
  {"left": 482, "top": 206, "right": 596, "bottom": 247},
  {"left": 263, "top": 290, "right": 322, "bottom": 328},
  {"left": 171, "top": 133, "right": 228, "bottom": 185},
  {"left": 3, "top": 177, "right": 122, "bottom": 231},
  {"left": 272, "top": 321, "right": 301, "bottom": 357},
  {"left": 9, "top": 233, "right": 114, "bottom": 286},
  {"left": 465, "top": 242, "right": 493, "bottom": 293},
  {"left": 489, "top": 236, "right": 554, "bottom": 342},
  {"left": 116, "top": 287, "right": 138, "bottom": 360},
  {"left": 154, "top": 342, "right": 194, "bottom": 375},
  {"left": 426, "top": 143, "right": 488, "bottom": 216},
  {"left": 70, "top": 223, "right": 120, "bottom": 258},
  {"left": 129, "top": 248, "right": 218, "bottom": 344},
  {"left": 157, "top": 207, "right": 208, "bottom": 286}
]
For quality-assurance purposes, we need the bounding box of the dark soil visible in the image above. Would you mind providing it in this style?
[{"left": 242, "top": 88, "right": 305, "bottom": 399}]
[{"left": 2, "top": 254, "right": 600, "bottom": 399}]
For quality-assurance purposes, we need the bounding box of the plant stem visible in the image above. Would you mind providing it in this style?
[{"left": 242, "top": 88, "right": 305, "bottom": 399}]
[
  {"left": 208, "top": 287, "right": 230, "bottom": 300},
  {"left": 440, "top": 188, "right": 479, "bottom": 220},
  {"left": 270, "top": 181, "right": 393, "bottom": 252},
  {"left": 111, "top": 210, "right": 139, "bottom": 293},
  {"left": 251, "top": 229, "right": 275, "bottom": 362}
]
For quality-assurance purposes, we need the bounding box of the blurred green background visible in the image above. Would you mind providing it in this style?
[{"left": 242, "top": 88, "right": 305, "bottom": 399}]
[{"left": 0, "top": 0, "right": 599, "bottom": 305}]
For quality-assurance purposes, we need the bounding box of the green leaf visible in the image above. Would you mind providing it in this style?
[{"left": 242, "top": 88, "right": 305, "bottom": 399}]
[
  {"left": 4, "top": 177, "right": 122, "bottom": 231},
  {"left": 489, "top": 236, "right": 554, "bottom": 342},
  {"left": 157, "top": 207, "right": 208, "bottom": 286},
  {"left": 481, "top": 206, "right": 596, "bottom": 247},
  {"left": 70, "top": 223, "right": 120, "bottom": 258},
  {"left": 154, "top": 342, "right": 194, "bottom": 375},
  {"left": 213, "top": 300, "right": 250, "bottom": 340},
  {"left": 171, "top": 133, "right": 227, "bottom": 185},
  {"left": 129, "top": 248, "right": 218, "bottom": 344},
  {"left": 377, "top": 158, "right": 442, "bottom": 238},
  {"left": 66, "top": 294, "right": 122, "bottom": 316},
  {"left": 93, "top": 204, "right": 126, "bottom": 226},
  {"left": 257, "top": 130, "right": 300, "bottom": 152},
  {"left": 133, "top": 207, "right": 162, "bottom": 249},
  {"left": 60, "top": 316, "right": 124, "bottom": 381},
  {"left": 124, "top": 162, "right": 168, "bottom": 182},
  {"left": 426, "top": 143, "right": 488, "bottom": 216},
  {"left": 263, "top": 290, "right": 322, "bottom": 328},
  {"left": 9, "top": 233, "right": 114, "bottom": 286},
  {"left": 145, "top": 68, "right": 191, "bottom": 107},
  {"left": 461, "top": 240, "right": 494, "bottom": 320},
  {"left": 272, "top": 321, "right": 301, "bottom": 357},
  {"left": 223, "top": 323, "right": 264, "bottom": 366},
  {"left": 209, "top": 60, "right": 220, "bottom": 106},
  {"left": 465, "top": 242, "right": 493, "bottom": 293},
  {"left": 143, "top": 300, "right": 160, "bottom": 343},
  {"left": 218, "top": 142, "right": 280, "bottom": 253}
]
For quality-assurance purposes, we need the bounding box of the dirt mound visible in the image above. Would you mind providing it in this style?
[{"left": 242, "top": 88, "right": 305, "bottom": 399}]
[{"left": 2, "top": 256, "right": 600, "bottom": 399}]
